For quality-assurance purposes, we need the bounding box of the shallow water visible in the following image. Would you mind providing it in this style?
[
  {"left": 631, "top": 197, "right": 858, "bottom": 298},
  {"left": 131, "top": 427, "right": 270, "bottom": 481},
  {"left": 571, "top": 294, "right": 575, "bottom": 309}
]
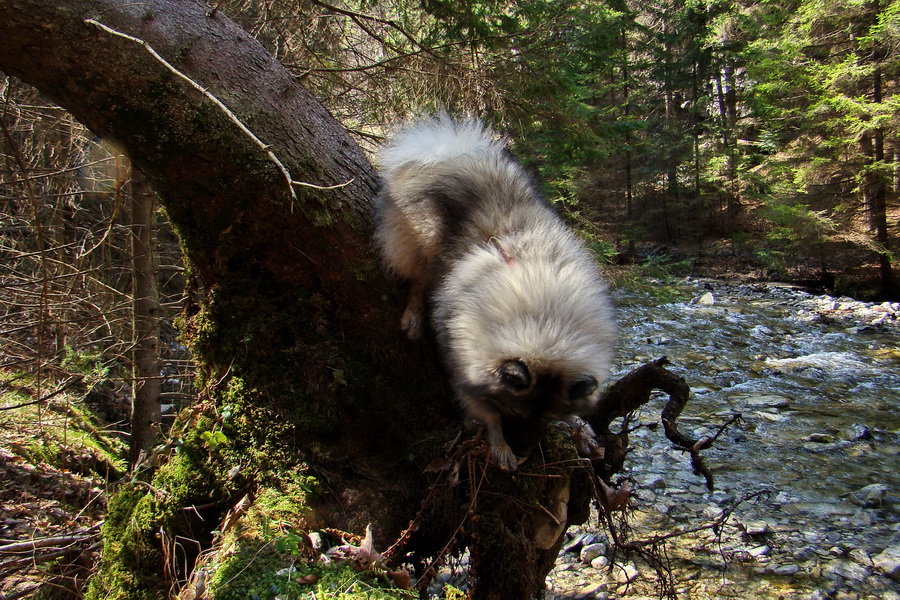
[{"left": 613, "top": 278, "right": 900, "bottom": 509}]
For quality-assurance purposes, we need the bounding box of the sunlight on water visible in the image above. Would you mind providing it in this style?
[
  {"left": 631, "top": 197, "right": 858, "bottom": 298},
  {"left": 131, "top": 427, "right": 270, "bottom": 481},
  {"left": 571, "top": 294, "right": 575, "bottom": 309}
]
[{"left": 613, "top": 279, "right": 900, "bottom": 504}]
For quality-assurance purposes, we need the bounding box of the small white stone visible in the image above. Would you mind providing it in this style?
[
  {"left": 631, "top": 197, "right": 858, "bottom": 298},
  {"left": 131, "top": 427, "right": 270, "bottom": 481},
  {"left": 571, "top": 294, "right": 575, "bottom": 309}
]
[
  {"left": 697, "top": 292, "right": 716, "bottom": 305},
  {"left": 745, "top": 521, "right": 769, "bottom": 536}
]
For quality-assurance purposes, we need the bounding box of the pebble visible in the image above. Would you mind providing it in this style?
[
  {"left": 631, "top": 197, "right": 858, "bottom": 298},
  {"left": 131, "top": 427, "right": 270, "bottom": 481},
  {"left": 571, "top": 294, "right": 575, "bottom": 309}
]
[
  {"left": 696, "top": 292, "right": 716, "bottom": 305},
  {"left": 573, "top": 582, "right": 605, "bottom": 598},
  {"left": 772, "top": 564, "right": 800, "bottom": 576},
  {"left": 745, "top": 520, "right": 769, "bottom": 536},
  {"left": 803, "top": 433, "right": 837, "bottom": 443},
  {"left": 563, "top": 532, "right": 594, "bottom": 554},
  {"left": 823, "top": 560, "right": 870, "bottom": 582}
]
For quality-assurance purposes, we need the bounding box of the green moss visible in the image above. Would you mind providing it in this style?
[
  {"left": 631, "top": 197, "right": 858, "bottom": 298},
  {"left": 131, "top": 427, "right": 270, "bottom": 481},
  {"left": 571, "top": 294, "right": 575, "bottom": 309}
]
[
  {"left": 253, "top": 475, "right": 321, "bottom": 521},
  {"left": 442, "top": 586, "right": 466, "bottom": 600},
  {"left": 313, "top": 208, "right": 335, "bottom": 227},
  {"left": 87, "top": 402, "right": 246, "bottom": 599},
  {"left": 85, "top": 484, "right": 166, "bottom": 600},
  {"left": 212, "top": 556, "right": 414, "bottom": 600},
  {"left": 0, "top": 371, "right": 127, "bottom": 475}
]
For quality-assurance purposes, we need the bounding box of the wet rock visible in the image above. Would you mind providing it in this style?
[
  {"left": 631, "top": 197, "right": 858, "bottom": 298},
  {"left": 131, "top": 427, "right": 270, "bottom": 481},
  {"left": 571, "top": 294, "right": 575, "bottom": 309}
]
[
  {"left": 573, "top": 582, "right": 606, "bottom": 598},
  {"left": 771, "top": 563, "right": 800, "bottom": 576},
  {"left": 696, "top": 292, "right": 716, "bottom": 305},
  {"left": 804, "top": 432, "right": 837, "bottom": 443},
  {"left": 744, "top": 520, "right": 770, "bottom": 536},
  {"left": 873, "top": 544, "right": 900, "bottom": 581},
  {"left": 849, "top": 424, "right": 872, "bottom": 441},
  {"left": 562, "top": 531, "right": 594, "bottom": 554},
  {"left": 643, "top": 475, "right": 667, "bottom": 490},
  {"left": 847, "top": 484, "right": 888, "bottom": 508},
  {"left": 823, "top": 559, "right": 870, "bottom": 582},
  {"left": 792, "top": 545, "right": 817, "bottom": 561},
  {"left": 741, "top": 393, "right": 791, "bottom": 409},
  {"left": 848, "top": 548, "right": 872, "bottom": 566}
]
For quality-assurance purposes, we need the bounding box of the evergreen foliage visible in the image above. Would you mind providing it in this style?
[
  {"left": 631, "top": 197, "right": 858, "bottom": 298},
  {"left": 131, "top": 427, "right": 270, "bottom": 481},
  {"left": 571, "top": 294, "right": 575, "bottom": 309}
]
[{"left": 216, "top": 0, "right": 897, "bottom": 294}]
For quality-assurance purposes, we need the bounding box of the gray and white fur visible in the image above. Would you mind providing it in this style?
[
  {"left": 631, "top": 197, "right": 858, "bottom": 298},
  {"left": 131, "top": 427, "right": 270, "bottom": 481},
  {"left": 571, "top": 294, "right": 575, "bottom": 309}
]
[{"left": 375, "top": 115, "right": 615, "bottom": 471}]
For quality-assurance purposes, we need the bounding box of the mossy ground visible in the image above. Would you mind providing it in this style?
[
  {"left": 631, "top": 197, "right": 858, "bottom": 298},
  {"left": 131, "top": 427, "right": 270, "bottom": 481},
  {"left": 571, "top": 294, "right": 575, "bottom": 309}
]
[{"left": 0, "top": 370, "right": 126, "bottom": 599}]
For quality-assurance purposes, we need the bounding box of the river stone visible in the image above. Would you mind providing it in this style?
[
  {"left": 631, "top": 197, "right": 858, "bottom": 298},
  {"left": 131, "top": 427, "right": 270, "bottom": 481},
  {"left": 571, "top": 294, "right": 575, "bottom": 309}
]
[
  {"left": 643, "top": 475, "right": 667, "bottom": 490},
  {"left": 848, "top": 483, "right": 888, "bottom": 508},
  {"left": 823, "top": 559, "right": 870, "bottom": 582},
  {"left": 563, "top": 532, "right": 594, "bottom": 554},
  {"left": 742, "top": 394, "right": 791, "bottom": 409},
  {"left": 580, "top": 542, "right": 607, "bottom": 564},
  {"left": 744, "top": 520, "right": 769, "bottom": 536},
  {"left": 573, "top": 582, "right": 606, "bottom": 598},
  {"left": 803, "top": 432, "right": 837, "bottom": 443},
  {"left": 873, "top": 544, "right": 900, "bottom": 581},
  {"left": 696, "top": 292, "right": 716, "bottom": 305},
  {"left": 849, "top": 424, "right": 872, "bottom": 440},
  {"left": 772, "top": 563, "right": 800, "bottom": 576},
  {"left": 614, "top": 563, "right": 640, "bottom": 583},
  {"left": 590, "top": 555, "right": 610, "bottom": 570}
]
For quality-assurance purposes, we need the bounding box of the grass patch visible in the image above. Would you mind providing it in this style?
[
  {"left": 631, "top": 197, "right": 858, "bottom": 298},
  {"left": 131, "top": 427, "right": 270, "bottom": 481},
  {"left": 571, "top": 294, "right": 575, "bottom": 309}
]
[{"left": 0, "top": 370, "right": 127, "bottom": 476}]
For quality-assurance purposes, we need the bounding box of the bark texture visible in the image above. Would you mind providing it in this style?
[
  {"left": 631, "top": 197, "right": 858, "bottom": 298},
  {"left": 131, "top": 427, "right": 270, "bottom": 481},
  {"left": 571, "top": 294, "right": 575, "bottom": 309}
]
[{"left": 129, "top": 169, "right": 162, "bottom": 467}]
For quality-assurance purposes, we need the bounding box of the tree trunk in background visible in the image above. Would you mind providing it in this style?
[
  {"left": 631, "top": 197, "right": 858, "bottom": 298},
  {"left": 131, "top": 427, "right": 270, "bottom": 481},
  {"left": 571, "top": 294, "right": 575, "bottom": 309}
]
[
  {"left": 621, "top": 27, "right": 633, "bottom": 221},
  {"left": 860, "top": 67, "right": 894, "bottom": 295},
  {"left": 870, "top": 67, "right": 893, "bottom": 293},
  {"left": 128, "top": 167, "right": 161, "bottom": 468},
  {"left": 662, "top": 33, "right": 677, "bottom": 241},
  {"left": 715, "top": 58, "right": 738, "bottom": 225}
]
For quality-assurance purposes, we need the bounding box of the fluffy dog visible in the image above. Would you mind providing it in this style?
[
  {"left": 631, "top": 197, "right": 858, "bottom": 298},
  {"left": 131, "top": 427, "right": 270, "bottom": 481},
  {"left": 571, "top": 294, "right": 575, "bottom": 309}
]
[{"left": 375, "top": 115, "right": 615, "bottom": 470}]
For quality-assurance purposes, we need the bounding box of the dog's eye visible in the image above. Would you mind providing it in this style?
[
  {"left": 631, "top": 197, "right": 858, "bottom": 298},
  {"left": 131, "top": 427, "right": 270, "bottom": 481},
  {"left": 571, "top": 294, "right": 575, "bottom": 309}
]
[
  {"left": 569, "top": 376, "right": 598, "bottom": 400},
  {"left": 497, "top": 360, "right": 530, "bottom": 390}
]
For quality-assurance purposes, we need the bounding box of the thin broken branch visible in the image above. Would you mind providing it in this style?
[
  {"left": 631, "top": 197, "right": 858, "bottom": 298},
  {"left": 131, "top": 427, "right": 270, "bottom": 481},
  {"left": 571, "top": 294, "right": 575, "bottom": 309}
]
[{"left": 84, "top": 18, "right": 353, "bottom": 211}]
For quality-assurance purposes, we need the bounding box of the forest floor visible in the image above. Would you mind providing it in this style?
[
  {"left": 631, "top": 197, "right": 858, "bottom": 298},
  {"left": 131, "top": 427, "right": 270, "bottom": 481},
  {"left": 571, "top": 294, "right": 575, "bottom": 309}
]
[{"left": 0, "top": 373, "right": 124, "bottom": 600}]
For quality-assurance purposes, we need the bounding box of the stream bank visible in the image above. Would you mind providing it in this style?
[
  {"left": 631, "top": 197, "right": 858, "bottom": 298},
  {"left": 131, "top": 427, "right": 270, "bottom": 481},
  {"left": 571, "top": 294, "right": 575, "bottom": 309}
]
[{"left": 546, "top": 278, "right": 900, "bottom": 600}]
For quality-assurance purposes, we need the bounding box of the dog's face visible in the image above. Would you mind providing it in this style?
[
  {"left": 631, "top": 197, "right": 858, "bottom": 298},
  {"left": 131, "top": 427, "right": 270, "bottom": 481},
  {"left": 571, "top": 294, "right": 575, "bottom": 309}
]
[{"left": 460, "top": 359, "right": 600, "bottom": 455}]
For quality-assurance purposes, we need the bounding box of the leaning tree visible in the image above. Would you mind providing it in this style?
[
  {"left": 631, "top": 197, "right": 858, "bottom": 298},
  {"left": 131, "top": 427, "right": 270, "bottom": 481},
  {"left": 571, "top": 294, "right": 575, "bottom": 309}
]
[{"left": 0, "top": 1, "right": 713, "bottom": 598}]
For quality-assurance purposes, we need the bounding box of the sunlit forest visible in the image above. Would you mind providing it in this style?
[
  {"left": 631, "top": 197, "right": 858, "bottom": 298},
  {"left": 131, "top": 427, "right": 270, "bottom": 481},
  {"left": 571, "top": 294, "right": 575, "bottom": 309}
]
[{"left": 0, "top": 1, "right": 897, "bottom": 598}]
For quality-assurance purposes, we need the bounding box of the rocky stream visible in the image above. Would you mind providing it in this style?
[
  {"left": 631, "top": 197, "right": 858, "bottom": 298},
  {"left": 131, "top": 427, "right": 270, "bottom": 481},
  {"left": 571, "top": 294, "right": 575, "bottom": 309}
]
[{"left": 543, "top": 278, "right": 900, "bottom": 600}]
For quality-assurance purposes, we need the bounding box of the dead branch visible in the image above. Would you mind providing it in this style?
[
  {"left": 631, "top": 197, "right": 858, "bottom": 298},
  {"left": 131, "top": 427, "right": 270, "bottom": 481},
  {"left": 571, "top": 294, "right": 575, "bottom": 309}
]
[
  {"left": 0, "top": 528, "right": 98, "bottom": 553},
  {"left": 588, "top": 356, "right": 739, "bottom": 490}
]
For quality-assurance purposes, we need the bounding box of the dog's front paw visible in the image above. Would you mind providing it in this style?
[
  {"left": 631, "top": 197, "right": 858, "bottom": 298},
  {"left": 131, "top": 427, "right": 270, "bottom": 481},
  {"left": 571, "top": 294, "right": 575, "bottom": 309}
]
[
  {"left": 490, "top": 440, "right": 522, "bottom": 472},
  {"left": 400, "top": 306, "right": 423, "bottom": 340}
]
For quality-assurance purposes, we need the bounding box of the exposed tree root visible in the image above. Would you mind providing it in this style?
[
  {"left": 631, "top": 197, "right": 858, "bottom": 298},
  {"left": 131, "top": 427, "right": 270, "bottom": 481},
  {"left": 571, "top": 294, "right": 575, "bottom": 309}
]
[{"left": 380, "top": 356, "right": 741, "bottom": 599}]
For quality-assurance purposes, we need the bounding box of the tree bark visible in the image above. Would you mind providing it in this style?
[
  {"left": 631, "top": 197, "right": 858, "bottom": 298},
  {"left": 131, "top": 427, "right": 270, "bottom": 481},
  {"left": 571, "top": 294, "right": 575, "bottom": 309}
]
[{"left": 128, "top": 168, "right": 162, "bottom": 468}]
